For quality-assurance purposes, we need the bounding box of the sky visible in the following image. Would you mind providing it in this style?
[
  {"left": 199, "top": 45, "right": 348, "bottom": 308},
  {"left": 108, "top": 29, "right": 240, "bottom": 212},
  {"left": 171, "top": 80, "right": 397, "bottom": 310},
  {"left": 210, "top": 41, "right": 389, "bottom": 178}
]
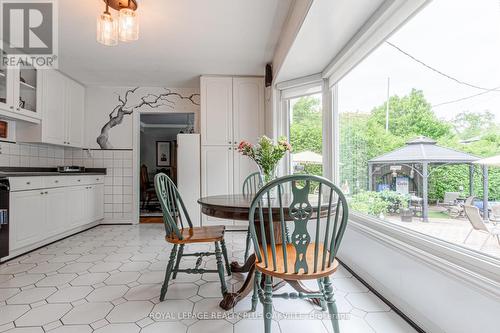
[{"left": 338, "top": 0, "right": 500, "bottom": 122}]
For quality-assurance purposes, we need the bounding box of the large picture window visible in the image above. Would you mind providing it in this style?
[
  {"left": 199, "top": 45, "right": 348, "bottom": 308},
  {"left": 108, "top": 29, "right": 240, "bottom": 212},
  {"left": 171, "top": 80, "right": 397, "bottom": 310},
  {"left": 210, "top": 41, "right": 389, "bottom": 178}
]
[
  {"left": 336, "top": 0, "right": 500, "bottom": 259},
  {"left": 288, "top": 93, "right": 323, "bottom": 177}
]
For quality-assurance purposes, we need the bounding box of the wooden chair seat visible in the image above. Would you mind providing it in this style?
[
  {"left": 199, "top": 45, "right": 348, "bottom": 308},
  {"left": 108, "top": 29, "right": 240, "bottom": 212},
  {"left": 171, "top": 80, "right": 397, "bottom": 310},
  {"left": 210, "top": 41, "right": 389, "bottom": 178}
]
[
  {"left": 166, "top": 225, "right": 226, "bottom": 244},
  {"left": 255, "top": 243, "right": 339, "bottom": 280}
]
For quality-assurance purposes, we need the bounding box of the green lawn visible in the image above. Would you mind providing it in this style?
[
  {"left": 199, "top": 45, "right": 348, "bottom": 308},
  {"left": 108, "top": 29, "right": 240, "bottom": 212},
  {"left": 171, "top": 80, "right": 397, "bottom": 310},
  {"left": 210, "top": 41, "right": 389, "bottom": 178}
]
[{"left": 428, "top": 210, "right": 452, "bottom": 219}]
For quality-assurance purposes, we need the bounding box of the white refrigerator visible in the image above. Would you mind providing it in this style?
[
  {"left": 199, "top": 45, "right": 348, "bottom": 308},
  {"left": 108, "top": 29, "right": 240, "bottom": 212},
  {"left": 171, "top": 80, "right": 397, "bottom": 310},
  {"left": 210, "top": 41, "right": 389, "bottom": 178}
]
[{"left": 177, "top": 134, "right": 201, "bottom": 227}]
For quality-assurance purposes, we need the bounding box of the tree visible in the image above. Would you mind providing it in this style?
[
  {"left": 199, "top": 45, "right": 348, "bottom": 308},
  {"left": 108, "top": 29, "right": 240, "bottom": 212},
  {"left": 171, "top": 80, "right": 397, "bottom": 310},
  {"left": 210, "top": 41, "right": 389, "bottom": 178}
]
[
  {"left": 452, "top": 110, "right": 497, "bottom": 140},
  {"left": 97, "top": 88, "right": 200, "bottom": 149},
  {"left": 289, "top": 95, "right": 322, "bottom": 154},
  {"left": 370, "top": 88, "right": 451, "bottom": 140},
  {"left": 289, "top": 95, "right": 323, "bottom": 177}
]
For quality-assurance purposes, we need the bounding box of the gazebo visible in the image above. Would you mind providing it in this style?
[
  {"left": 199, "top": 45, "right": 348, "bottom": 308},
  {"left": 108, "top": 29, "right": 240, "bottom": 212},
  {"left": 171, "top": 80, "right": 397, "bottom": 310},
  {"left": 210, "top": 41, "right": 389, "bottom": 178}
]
[{"left": 368, "top": 137, "right": 488, "bottom": 222}]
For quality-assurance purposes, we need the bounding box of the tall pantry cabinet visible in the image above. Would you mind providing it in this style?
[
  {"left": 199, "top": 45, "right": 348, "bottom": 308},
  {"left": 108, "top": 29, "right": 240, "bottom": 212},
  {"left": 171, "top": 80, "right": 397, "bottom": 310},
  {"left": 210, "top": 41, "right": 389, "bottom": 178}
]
[{"left": 200, "top": 76, "right": 265, "bottom": 227}]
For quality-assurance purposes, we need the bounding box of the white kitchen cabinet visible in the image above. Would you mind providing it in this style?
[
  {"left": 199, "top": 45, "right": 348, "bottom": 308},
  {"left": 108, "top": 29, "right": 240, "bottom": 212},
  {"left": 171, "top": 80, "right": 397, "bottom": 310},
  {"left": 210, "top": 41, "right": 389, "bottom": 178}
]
[
  {"left": 201, "top": 145, "right": 234, "bottom": 226},
  {"left": 45, "top": 187, "right": 68, "bottom": 237},
  {"left": 66, "top": 79, "right": 85, "bottom": 148},
  {"left": 200, "top": 77, "right": 233, "bottom": 146},
  {"left": 42, "top": 70, "right": 66, "bottom": 145},
  {"left": 10, "top": 190, "right": 45, "bottom": 250},
  {"left": 200, "top": 76, "right": 265, "bottom": 227},
  {"left": 7, "top": 176, "right": 105, "bottom": 261},
  {"left": 0, "top": 64, "right": 10, "bottom": 112},
  {"left": 86, "top": 184, "right": 104, "bottom": 222},
  {"left": 233, "top": 151, "right": 260, "bottom": 195},
  {"left": 67, "top": 185, "right": 87, "bottom": 229},
  {"left": 16, "top": 70, "right": 85, "bottom": 148},
  {"left": 0, "top": 60, "right": 41, "bottom": 123},
  {"left": 232, "top": 77, "right": 265, "bottom": 144},
  {"left": 232, "top": 77, "right": 264, "bottom": 193}
]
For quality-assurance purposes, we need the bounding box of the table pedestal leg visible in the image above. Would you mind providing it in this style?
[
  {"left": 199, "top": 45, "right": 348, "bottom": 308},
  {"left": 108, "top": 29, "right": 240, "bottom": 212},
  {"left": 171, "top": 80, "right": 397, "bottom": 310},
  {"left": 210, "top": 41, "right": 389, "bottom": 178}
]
[
  {"left": 220, "top": 255, "right": 290, "bottom": 311},
  {"left": 230, "top": 255, "right": 254, "bottom": 273}
]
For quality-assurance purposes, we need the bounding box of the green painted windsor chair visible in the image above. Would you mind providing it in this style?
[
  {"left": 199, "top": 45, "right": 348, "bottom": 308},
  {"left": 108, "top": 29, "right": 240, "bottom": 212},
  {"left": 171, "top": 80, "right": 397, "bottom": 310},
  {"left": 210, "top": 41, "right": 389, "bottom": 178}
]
[
  {"left": 154, "top": 173, "right": 231, "bottom": 301},
  {"left": 242, "top": 172, "right": 263, "bottom": 261},
  {"left": 248, "top": 174, "right": 349, "bottom": 333}
]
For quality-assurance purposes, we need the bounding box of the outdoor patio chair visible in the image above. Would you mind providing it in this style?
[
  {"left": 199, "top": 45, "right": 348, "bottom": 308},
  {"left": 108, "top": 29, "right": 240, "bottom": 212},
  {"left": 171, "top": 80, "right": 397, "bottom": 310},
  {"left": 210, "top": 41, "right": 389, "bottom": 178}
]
[
  {"left": 438, "top": 192, "right": 460, "bottom": 207},
  {"left": 491, "top": 205, "right": 500, "bottom": 224},
  {"left": 248, "top": 174, "right": 349, "bottom": 333},
  {"left": 464, "top": 196, "right": 475, "bottom": 206},
  {"left": 463, "top": 205, "right": 500, "bottom": 250},
  {"left": 154, "top": 173, "right": 231, "bottom": 301}
]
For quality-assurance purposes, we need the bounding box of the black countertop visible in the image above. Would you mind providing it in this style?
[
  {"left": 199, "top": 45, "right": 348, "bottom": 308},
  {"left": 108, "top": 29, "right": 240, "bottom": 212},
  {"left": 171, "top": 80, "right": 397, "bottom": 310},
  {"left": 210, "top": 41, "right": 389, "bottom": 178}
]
[{"left": 0, "top": 167, "right": 107, "bottom": 177}]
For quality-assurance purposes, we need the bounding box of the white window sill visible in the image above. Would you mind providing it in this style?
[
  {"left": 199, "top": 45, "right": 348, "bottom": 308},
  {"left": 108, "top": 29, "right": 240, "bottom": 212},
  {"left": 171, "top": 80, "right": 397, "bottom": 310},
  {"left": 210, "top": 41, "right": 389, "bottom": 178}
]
[{"left": 346, "top": 212, "right": 500, "bottom": 297}]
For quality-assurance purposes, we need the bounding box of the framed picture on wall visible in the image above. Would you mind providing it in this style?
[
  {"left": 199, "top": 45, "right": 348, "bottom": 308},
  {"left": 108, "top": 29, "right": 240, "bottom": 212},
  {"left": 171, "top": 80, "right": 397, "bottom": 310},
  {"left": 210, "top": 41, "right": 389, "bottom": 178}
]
[{"left": 156, "top": 141, "right": 171, "bottom": 167}]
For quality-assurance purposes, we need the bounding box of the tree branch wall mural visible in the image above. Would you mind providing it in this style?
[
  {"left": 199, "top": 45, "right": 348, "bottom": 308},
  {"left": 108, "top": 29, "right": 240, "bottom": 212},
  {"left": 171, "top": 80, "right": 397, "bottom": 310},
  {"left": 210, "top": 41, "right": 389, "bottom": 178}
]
[{"left": 96, "top": 87, "right": 200, "bottom": 149}]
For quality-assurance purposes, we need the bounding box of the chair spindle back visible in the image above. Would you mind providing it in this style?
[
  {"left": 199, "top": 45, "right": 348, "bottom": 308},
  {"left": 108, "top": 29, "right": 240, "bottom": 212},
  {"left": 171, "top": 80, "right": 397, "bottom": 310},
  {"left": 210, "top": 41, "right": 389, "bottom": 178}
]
[
  {"left": 154, "top": 173, "right": 193, "bottom": 239},
  {"left": 242, "top": 172, "right": 263, "bottom": 196},
  {"left": 249, "top": 174, "right": 349, "bottom": 276}
]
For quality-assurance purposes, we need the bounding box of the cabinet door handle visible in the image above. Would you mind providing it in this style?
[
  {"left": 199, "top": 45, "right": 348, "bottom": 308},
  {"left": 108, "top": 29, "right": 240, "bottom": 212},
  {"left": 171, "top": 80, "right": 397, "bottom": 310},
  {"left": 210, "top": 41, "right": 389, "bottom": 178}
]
[
  {"left": 77, "top": 179, "right": 81, "bottom": 182},
  {"left": 9, "top": 106, "right": 14, "bottom": 110},
  {"left": 26, "top": 182, "right": 31, "bottom": 185},
  {"left": 40, "top": 192, "right": 44, "bottom": 195},
  {"left": 54, "top": 180, "right": 59, "bottom": 183},
  {"left": 44, "top": 191, "right": 48, "bottom": 194}
]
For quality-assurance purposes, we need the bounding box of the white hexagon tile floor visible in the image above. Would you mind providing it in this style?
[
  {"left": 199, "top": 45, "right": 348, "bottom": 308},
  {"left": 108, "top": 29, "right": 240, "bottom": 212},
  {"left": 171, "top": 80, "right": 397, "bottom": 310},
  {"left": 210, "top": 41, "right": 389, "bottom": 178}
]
[{"left": 0, "top": 224, "right": 419, "bottom": 333}]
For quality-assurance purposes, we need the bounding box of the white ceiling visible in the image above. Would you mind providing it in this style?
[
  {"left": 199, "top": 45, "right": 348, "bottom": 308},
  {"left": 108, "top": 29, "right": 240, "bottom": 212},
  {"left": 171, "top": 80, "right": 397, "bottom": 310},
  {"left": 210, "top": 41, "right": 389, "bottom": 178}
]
[
  {"left": 58, "top": 0, "right": 292, "bottom": 88},
  {"left": 276, "top": 0, "right": 385, "bottom": 83}
]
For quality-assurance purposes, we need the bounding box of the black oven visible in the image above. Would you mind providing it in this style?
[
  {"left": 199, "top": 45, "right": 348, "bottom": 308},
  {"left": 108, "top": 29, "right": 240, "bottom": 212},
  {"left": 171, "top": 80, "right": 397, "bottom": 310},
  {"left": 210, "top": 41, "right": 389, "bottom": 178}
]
[{"left": 0, "top": 179, "right": 9, "bottom": 260}]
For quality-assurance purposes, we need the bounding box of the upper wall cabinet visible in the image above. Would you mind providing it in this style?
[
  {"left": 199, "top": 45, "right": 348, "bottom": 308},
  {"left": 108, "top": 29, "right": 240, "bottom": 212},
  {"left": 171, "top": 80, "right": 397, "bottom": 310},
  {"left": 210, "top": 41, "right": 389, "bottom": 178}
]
[
  {"left": 17, "top": 70, "right": 85, "bottom": 148},
  {"left": 0, "top": 57, "right": 41, "bottom": 123},
  {"left": 200, "top": 77, "right": 233, "bottom": 146},
  {"left": 200, "top": 76, "right": 264, "bottom": 146},
  {"left": 232, "top": 77, "right": 265, "bottom": 144}
]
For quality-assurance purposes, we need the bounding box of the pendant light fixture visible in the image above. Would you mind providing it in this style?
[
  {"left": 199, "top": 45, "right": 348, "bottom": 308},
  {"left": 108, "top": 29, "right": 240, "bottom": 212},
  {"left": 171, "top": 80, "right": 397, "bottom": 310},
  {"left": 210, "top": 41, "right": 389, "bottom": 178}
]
[
  {"left": 119, "top": 1, "right": 139, "bottom": 42},
  {"left": 97, "top": 1, "right": 118, "bottom": 46},
  {"left": 97, "top": 0, "right": 138, "bottom": 46}
]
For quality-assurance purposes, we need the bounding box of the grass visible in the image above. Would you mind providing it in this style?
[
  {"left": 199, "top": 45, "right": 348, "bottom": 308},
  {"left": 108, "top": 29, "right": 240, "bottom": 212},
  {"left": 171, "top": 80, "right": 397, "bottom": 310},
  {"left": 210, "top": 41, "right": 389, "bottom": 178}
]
[{"left": 428, "top": 210, "right": 452, "bottom": 219}]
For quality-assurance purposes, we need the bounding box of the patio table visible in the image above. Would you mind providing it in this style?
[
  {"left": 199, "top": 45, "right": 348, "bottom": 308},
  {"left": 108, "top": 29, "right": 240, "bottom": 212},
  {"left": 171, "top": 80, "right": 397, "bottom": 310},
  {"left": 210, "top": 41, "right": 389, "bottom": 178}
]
[{"left": 198, "top": 194, "right": 329, "bottom": 310}]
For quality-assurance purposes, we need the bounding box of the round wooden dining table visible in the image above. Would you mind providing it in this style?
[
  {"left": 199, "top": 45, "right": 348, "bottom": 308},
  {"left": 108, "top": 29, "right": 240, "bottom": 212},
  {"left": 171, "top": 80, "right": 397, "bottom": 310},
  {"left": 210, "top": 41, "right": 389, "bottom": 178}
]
[{"left": 198, "top": 194, "right": 325, "bottom": 310}]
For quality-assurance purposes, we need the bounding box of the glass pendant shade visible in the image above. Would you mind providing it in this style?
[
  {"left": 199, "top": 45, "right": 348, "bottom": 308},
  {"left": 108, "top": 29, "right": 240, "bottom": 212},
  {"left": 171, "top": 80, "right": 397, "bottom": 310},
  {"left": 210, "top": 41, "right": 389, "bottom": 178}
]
[
  {"left": 97, "top": 12, "right": 118, "bottom": 46},
  {"left": 119, "top": 8, "right": 139, "bottom": 42}
]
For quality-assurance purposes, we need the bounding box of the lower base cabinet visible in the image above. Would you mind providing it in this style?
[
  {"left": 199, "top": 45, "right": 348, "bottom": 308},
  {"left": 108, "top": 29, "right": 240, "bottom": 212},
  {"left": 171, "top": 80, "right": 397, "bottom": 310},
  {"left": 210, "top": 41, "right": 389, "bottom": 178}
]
[
  {"left": 67, "top": 186, "right": 87, "bottom": 229},
  {"left": 9, "top": 190, "right": 45, "bottom": 251},
  {"left": 9, "top": 177, "right": 105, "bottom": 257}
]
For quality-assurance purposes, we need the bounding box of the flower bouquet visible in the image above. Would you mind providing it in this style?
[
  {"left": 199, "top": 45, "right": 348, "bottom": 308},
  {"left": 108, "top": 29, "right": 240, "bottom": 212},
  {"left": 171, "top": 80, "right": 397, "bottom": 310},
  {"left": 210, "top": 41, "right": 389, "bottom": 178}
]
[{"left": 237, "top": 135, "right": 292, "bottom": 184}]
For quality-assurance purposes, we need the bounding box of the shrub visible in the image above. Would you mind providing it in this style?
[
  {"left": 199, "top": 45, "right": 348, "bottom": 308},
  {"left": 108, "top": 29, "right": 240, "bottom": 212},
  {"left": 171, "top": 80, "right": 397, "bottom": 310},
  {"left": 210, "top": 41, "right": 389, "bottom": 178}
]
[{"left": 350, "top": 190, "right": 409, "bottom": 216}]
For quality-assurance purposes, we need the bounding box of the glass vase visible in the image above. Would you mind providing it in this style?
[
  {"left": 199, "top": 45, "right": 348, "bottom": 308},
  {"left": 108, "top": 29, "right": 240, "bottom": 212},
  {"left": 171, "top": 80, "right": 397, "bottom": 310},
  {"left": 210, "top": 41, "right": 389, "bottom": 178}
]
[{"left": 258, "top": 165, "right": 278, "bottom": 198}]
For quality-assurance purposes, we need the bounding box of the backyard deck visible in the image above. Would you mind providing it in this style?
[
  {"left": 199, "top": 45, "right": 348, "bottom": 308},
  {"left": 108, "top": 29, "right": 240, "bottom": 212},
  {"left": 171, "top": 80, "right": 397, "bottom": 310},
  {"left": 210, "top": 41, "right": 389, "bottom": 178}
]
[{"left": 385, "top": 210, "right": 500, "bottom": 258}]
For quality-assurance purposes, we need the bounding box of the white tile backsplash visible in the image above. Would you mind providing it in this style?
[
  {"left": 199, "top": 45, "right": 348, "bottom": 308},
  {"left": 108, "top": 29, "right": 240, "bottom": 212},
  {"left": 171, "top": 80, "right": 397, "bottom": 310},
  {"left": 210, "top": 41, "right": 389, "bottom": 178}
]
[
  {"left": 0, "top": 143, "right": 134, "bottom": 222},
  {"left": 0, "top": 142, "right": 66, "bottom": 168},
  {"left": 64, "top": 148, "right": 134, "bottom": 222}
]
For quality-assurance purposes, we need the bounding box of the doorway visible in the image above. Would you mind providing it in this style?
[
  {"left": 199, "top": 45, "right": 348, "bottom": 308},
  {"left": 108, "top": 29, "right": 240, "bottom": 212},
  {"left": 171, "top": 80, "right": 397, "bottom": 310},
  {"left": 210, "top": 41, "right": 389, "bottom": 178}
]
[{"left": 139, "top": 113, "right": 195, "bottom": 223}]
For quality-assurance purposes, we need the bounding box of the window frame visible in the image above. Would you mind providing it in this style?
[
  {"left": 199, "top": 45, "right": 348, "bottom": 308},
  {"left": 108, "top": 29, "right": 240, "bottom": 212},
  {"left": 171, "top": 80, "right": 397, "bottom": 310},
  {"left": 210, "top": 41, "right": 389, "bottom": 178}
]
[{"left": 275, "top": 0, "right": 500, "bottom": 295}]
